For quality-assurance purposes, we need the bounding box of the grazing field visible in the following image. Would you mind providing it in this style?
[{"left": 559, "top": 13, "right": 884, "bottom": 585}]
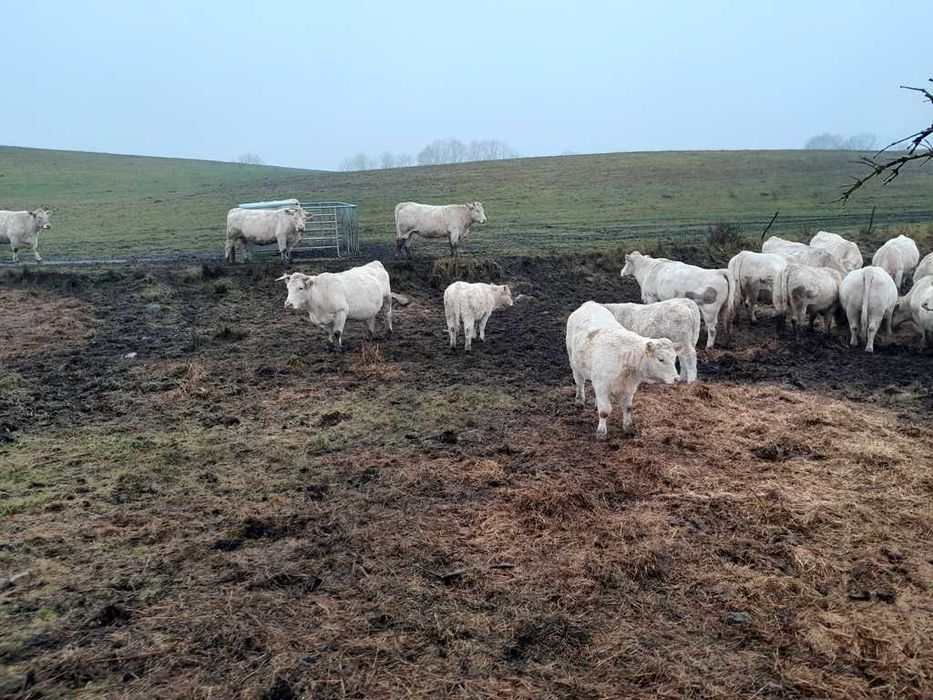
[
  {"left": 3, "top": 145, "right": 933, "bottom": 260},
  {"left": 1, "top": 246, "right": 931, "bottom": 698}
]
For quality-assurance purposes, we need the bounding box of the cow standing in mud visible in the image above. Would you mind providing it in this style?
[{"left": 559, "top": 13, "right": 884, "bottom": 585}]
[
  {"left": 840, "top": 266, "right": 898, "bottom": 353},
  {"left": 601, "top": 299, "right": 701, "bottom": 383},
  {"left": 225, "top": 207, "right": 308, "bottom": 263},
  {"left": 621, "top": 251, "right": 735, "bottom": 348},
  {"left": 394, "top": 201, "right": 486, "bottom": 258},
  {"left": 279, "top": 261, "right": 392, "bottom": 351}
]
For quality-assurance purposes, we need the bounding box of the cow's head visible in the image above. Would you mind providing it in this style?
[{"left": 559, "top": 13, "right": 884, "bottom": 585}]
[
  {"left": 621, "top": 251, "right": 642, "bottom": 278},
  {"left": 284, "top": 208, "right": 307, "bottom": 233},
  {"left": 31, "top": 209, "right": 52, "bottom": 230},
  {"left": 497, "top": 285, "right": 514, "bottom": 308},
  {"left": 642, "top": 338, "right": 679, "bottom": 385},
  {"left": 890, "top": 296, "right": 913, "bottom": 330},
  {"left": 277, "top": 271, "right": 315, "bottom": 310},
  {"left": 468, "top": 202, "right": 486, "bottom": 224}
]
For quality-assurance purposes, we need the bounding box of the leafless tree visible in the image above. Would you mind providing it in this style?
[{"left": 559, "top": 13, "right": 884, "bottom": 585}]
[
  {"left": 804, "top": 133, "right": 877, "bottom": 150},
  {"left": 842, "top": 79, "right": 933, "bottom": 203},
  {"left": 379, "top": 152, "right": 397, "bottom": 169},
  {"left": 341, "top": 153, "right": 373, "bottom": 171},
  {"left": 237, "top": 153, "right": 264, "bottom": 165}
]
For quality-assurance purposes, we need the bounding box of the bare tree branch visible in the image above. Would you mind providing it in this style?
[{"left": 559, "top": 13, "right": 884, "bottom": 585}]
[{"left": 840, "top": 79, "right": 933, "bottom": 204}]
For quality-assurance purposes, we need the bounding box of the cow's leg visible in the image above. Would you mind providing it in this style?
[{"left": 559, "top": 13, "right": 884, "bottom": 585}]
[
  {"left": 572, "top": 367, "right": 586, "bottom": 406},
  {"left": 382, "top": 294, "right": 393, "bottom": 335},
  {"left": 395, "top": 237, "right": 405, "bottom": 259},
  {"left": 31, "top": 241, "right": 41, "bottom": 263},
  {"left": 746, "top": 281, "right": 760, "bottom": 323},
  {"left": 594, "top": 386, "right": 613, "bottom": 441},
  {"left": 10, "top": 245, "right": 19, "bottom": 264},
  {"left": 462, "top": 311, "right": 476, "bottom": 351},
  {"left": 865, "top": 316, "right": 881, "bottom": 353},
  {"left": 807, "top": 309, "right": 817, "bottom": 332},
  {"left": 445, "top": 304, "right": 458, "bottom": 348},
  {"left": 405, "top": 239, "right": 413, "bottom": 260},
  {"left": 883, "top": 308, "right": 894, "bottom": 337},
  {"left": 332, "top": 311, "right": 348, "bottom": 352},
  {"left": 620, "top": 390, "right": 636, "bottom": 438},
  {"left": 921, "top": 328, "right": 930, "bottom": 349},
  {"left": 700, "top": 307, "right": 718, "bottom": 348},
  {"left": 895, "top": 270, "right": 904, "bottom": 292},
  {"left": 823, "top": 310, "right": 834, "bottom": 335},
  {"left": 224, "top": 238, "right": 235, "bottom": 263},
  {"left": 680, "top": 345, "right": 698, "bottom": 383},
  {"left": 365, "top": 317, "right": 376, "bottom": 339},
  {"left": 478, "top": 313, "right": 491, "bottom": 342}
]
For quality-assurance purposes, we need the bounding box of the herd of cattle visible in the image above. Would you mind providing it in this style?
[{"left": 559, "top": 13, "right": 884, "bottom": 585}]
[
  {"left": 2, "top": 201, "right": 932, "bottom": 439},
  {"left": 270, "top": 222, "right": 932, "bottom": 440}
]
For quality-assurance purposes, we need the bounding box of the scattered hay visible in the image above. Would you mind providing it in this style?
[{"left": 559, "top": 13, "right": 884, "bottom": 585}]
[{"left": 429, "top": 256, "right": 504, "bottom": 288}]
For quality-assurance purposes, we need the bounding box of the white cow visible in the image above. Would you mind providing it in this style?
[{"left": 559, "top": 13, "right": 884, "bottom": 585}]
[
  {"left": 566, "top": 301, "right": 678, "bottom": 440},
  {"left": 225, "top": 207, "right": 308, "bottom": 263},
  {"left": 892, "top": 276, "right": 933, "bottom": 349},
  {"left": 443, "top": 281, "right": 513, "bottom": 351},
  {"left": 727, "top": 251, "right": 787, "bottom": 324},
  {"left": 872, "top": 234, "right": 920, "bottom": 291},
  {"left": 620, "top": 251, "right": 734, "bottom": 348},
  {"left": 762, "top": 236, "right": 847, "bottom": 275},
  {"left": 810, "top": 231, "right": 863, "bottom": 272},
  {"left": 0, "top": 209, "right": 52, "bottom": 263},
  {"left": 915, "top": 252, "right": 933, "bottom": 283},
  {"left": 772, "top": 263, "right": 843, "bottom": 336},
  {"left": 839, "top": 266, "right": 898, "bottom": 353},
  {"left": 394, "top": 201, "right": 486, "bottom": 258},
  {"left": 601, "top": 299, "right": 701, "bottom": 383},
  {"left": 279, "top": 261, "right": 392, "bottom": 351}
]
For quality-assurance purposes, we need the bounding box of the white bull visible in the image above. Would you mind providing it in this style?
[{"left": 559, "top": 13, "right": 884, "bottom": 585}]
[
  {"left": 839, "top": 266, "right": 898, "bottom": 353},
  {"left": 810, "top": 230, "right": 863, "bottom": 272},
  {"left": 225, "top": 207, "right": 308, "bottom": 263},
  {"left": 601, "top": 299, "right": 701, "bottom": 383},
  {"left": 443, "top": 281, "right": 513, "bottom": 351},
  {"left": 620, "top": 251, "right": 734, "bottom": 348},
  {"left": 0, "top": 209, "right": 52, "bottom": 263},
  {"left": 566, "top": 301, "right": 679, "bottom": 440},
  {"left": 773, "top": 263, "right": 843, "bottom": 336},
  {"left": 762, "top": 236, "right": 847, "bottom": 275},
  {"left": 872, "top": 234, "right": 920, "bottom": 291},
  {"left": 727, "top": 251, "right": 787, "bottom": 324},
  {"left": 394, "top": 201, "right": 486, "bottom": 258},
  {"left": 279, "top": 261, "right": 392, "bottom": 351}
]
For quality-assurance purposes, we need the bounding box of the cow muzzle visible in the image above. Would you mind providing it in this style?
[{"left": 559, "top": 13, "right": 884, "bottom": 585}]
[{"left": 284, "top": 301, "right": 295, "bottom": 310}]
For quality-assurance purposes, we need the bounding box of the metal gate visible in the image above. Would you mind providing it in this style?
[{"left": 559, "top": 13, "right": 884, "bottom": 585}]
[{"left": 237, "top": 198, "right": 359, "bottom": 258}]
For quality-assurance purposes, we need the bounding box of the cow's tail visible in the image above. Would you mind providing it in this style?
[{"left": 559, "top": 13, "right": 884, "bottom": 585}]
[
  {"left": 728, "top": 253, "right": 744, "bottom": 317},
  {"left": 861, "top": 270, "right": 873, "bottom": 338},
  {"left": 717, "top": 268, "right": 736, "bottom": 334}
]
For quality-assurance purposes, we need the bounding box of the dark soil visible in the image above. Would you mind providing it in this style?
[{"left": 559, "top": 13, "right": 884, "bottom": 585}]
[{"left": 1, "top": 249, "right": 931, "bottom": 699}]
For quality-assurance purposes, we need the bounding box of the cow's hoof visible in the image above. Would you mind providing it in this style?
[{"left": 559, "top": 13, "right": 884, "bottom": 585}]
[
  {"left": 596, "top": 431, "right": 607, "bottom": 441},
  {"left": 574, "top": 397, "right": 584, "bottom": 407},
  {"left": 622, "top": 427, "right": 636, "bottom": 438}
]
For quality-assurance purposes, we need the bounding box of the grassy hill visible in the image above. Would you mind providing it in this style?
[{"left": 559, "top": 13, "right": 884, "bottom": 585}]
[{"left": 2, "top": 145, "right": 932, "bottom": 259}]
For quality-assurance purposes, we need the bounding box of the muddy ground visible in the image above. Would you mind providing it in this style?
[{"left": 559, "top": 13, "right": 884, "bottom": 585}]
[{"left": 1, "top": 249, "right": 931, "bottom": 699}]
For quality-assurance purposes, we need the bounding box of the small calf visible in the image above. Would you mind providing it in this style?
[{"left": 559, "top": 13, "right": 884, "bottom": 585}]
[{"left": 444, "top": 281, "right": 513, "bottom": 351}]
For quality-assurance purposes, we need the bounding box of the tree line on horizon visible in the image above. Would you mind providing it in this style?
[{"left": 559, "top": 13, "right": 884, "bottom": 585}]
[{"left": 340, "top": 138, "right": 518, "bottom": 171}]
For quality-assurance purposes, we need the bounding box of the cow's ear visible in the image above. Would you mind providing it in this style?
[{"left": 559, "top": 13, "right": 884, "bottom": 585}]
[{"left": 644, "top": 341, "right": 655, "bottom": 356}]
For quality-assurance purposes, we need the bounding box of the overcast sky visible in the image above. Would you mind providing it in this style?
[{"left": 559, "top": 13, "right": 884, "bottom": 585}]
[{"left": 2, "top": 0, "right": 930, "bottom": 170}]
